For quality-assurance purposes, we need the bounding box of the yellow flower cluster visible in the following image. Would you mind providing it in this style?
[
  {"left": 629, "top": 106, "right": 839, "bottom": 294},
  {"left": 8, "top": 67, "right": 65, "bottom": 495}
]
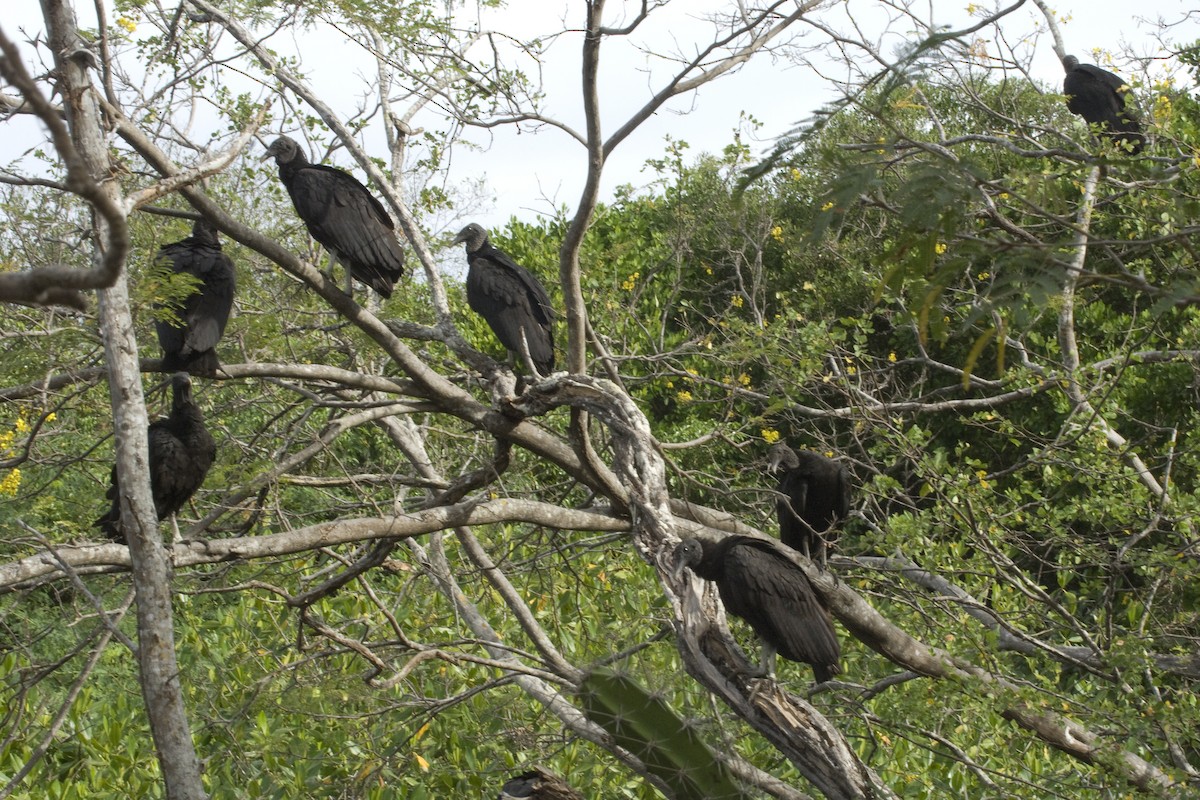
[
  {"left": 676, "top": 391, "right": 693, "bottom": 403},
  {"left": 761, "top": 428, "right": 780, "bottom": 444},
  {"left": 730, "top": 295, "right": 744, "bottom": 308},
  {"left": 935, "top": 242, "right": 948, "bottom": 255},
  {"left": 0, "top": 411, "right": 48, "bottom": 497},
  {"left": 116, "top": 16, "right": 137, "bottom": 33},
  {"left": 820, "top": 201, "right": 834, "bottom": 212},
  {"left": 770, "top": 225, "right": 784, "bottom": 242},
  {"left": 621, "top": 271, "right": 640, "bottom": 291}
]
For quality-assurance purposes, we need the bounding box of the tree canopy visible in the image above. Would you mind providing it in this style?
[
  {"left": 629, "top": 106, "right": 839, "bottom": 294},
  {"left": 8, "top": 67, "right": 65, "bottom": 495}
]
[{"left": 2, "top": 1, "right": 1200, "bottom": 798}]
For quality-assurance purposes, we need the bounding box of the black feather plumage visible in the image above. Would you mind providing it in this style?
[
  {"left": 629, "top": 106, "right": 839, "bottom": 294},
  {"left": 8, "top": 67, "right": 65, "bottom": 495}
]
[
  {"left": 95, "top": 373, "right": 217, "bottom": 543},
  {"left": 154, "top": 218, "right": 236, "bottom": 376},
  {"left": 1062, "top": 55, "right": 1144, "bottom": 154},
  {"left": 497, "top": 767, "right": 582, "bottom": 800},
  {"left": 264, "top": 135, "right": 405, "bottom": 298},
  {"left": 767, "top": 442, "right": 851, "bottom": 568},
  {"left": 452, "top": 222, "right": 556, "bottom": 376},
  {"left": 674, "top": 536, "right": 841, "bottom": 683}
]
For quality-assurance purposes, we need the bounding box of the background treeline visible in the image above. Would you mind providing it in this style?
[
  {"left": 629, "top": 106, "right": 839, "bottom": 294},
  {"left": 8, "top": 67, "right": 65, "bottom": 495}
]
[{"left": 2, "top": 2, "right": 1200, "bottom": 798}]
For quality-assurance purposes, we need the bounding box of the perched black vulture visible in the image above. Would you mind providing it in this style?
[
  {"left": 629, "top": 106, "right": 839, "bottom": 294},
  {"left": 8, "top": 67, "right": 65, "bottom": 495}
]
[
  {"left": 1062, "top": 55, "right": 1144, "bottom": 154},
  {"left": 154, "top": 218, "right": 236, "bottom": 376},
  {"left": 766, "top": 442, "right": 851, "bottom": 568},
  {"left": 94, "top": 373, "right": 217, "bottom": 543},
  {"left": 673, "top": 536, "right": 841, "bottom": 683},
  {"left": 452, "top": 222, "right": 556, "bottom": 376},
  {"left": 262, "top": 135, "right": 405, "bottom": 298},
  {"left": 497, "top": 767, "right": 583, "bottom": 800}
]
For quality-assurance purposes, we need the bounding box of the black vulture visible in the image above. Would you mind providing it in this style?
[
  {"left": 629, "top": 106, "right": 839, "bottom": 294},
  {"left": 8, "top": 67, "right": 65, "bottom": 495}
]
[
  {"left": 673, "top": 536, "right": 841, "bottom": 683},
  {"left": 766, "top": 442, "right": 851, "bottom": 568},
  {"left": 1062, "top": 55, "right": 1144, "bottom": 154},
  {"left": 451, "top": 222, "right": 556, "bottom": 376},
  {"left": 154, "top": 218, "right": 236, "bottom": 376},
  {"left": 262, "top": 135, "right": 405, "bottom": 298},
  {"left": 497, "top": 767, "right": 583, "bottom": 800},
  {"left": 94, "top": 373, "right": 217, "bottom": 543}
]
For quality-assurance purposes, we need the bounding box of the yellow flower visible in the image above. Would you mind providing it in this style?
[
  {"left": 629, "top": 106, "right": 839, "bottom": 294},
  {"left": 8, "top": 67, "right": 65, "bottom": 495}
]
[
  {"left": 45, "top": 412, "right": 56, "bottom": 423},
  {"left": 0, "top": 468, "right": 20, "bottom": 496},
  {"left": 888, "top": 352, "right": 897, "bottom": 363},
  {"left": 976, "top": 470, "right": 990, "bottom": 489},
  {"left": 738, "top": 373, "right": 751, "bottom": 387},
  {"left": 762, "top": 428, "right": 781, "bottom": 444},
  {"left": 116, "top": 16, "right": 137, "bottom": 33},
  {"left": 790, "top": 168, "right": 802, "bottom": 181},
  {"left": 998, "top": 192, "right": 1009, "bottom": 200},
  {"left": 802, "top": 281, "right": 815, "bottom": 291},
  {"left": 977, "top": 271, "right": 990, "bottom": 280},
  {"left": 770, "top": 225, "right": 783, "bottom": 242},
  {"left": 935, "top": 242, "right": 948, "bottom": 255},
  {"left": 14, "top": 416, "right": 28, "bottom": 434},
  {"left": 820, "top": 201, "right": 834, "bottom": 212},
  {"left": 621, "top": 271, "right": 640, "bottom": 291},
  {"left": 731, "top": 295, "right": 744, "bottom": 308},
  {"left": 676, "top": 391, "right": 693, "bottom": 403}
]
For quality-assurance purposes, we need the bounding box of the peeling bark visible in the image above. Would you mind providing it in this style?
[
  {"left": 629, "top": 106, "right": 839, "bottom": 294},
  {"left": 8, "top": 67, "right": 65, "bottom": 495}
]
[{"left": 39, "top": 1, "right": 208, "bottom": 796}]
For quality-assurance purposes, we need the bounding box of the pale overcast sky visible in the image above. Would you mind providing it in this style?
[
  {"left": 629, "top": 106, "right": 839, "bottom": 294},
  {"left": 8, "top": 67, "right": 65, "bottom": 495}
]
[{"left": 2, "top": 1, "right": 1196, "bottom": 228}]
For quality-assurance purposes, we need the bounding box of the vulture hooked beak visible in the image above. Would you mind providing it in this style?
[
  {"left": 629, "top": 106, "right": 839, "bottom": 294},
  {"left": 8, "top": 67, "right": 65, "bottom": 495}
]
[{"left": 671, "top": 539, "right": 702, "bottom": 584}]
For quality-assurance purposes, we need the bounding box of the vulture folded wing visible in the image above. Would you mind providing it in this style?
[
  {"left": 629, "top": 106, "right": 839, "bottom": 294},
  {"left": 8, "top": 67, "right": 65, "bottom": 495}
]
[
  {"left": 722, "top": 542, "right": 841, "bottom": 674},
  {"left": 181, "top": 252, "right": 235, "bottom": 354},
  {"left": 1063, "top": 59, "right": 1144, "bottom": 153},
  {"left": 155, "top": 316, "right": 186, "bottom": 359},
  {"left": 147, "top": 424, "right": 194, "bottom": 519},
  {"left": 492, "top": 249, "right": 556, "bottom": 324},
  {"left": 776, "top": 471, "right": 811, "bottom": 552},
  {"left": 834, "top": 464, "right": 852, "bottom": 519},
  {"left": 468, "top": 251, "right": 555, "bottom": 373},
  {"left": 290, "top": 165, "right": 404, "bottom": 293}
]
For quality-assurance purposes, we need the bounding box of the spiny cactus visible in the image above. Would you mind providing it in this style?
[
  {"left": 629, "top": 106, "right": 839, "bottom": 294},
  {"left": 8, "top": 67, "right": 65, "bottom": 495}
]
[{"left": 578, "top": 667, "right": 753, "bottom": 800}]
